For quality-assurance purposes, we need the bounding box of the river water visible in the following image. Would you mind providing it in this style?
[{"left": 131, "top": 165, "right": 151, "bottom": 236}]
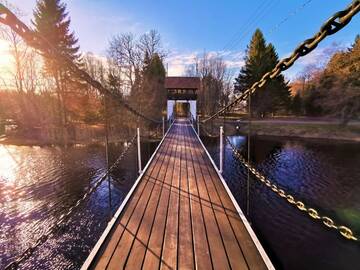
[
  {"left": 0, "top": 135, "right": 359, "bottom": 269},
  {"left": 0, "top": 141, "right": 158, "bottom": 269},
  {"left": 204, "top": 134, "right": 360, "bottom": 270}
]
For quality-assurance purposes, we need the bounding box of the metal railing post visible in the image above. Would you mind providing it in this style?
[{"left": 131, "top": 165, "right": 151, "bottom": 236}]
[
  {"left": 162, "top": 116, "right": 165, "bottom": 137},
  {"left": 197, "top": 115, "right": 200, "bottom": 136},
  {"left": 219, "top": 126, "right": 223, "bottom": 174},
  {"left": 137, "top": 127, "right": 142, "bottom": 174}
]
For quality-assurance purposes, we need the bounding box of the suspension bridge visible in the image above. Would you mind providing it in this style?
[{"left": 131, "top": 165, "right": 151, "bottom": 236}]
[{"left": 0, "top": 1, "right": 359, "bottom": 269}]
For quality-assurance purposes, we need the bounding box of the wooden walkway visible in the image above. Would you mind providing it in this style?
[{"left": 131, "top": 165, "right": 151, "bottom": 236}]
[{"left": 83, "top": 119, "right": 273, "bottom": 270}]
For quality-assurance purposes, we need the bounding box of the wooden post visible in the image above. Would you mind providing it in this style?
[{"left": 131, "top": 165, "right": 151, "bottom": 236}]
[
  {"left": 137, "top": 127, "right": 142, "bottom": 174},
  {"left": 219, "top": 126, "right": 223, "bottom": 174},
  {"left": 162, "top": 116, "right": 165, "bottom": 137},
  {"left": 197, "top": 115, "right": 200, "bottom": 136}
]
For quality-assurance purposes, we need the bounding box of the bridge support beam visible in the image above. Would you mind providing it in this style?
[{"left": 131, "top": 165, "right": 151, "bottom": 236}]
[{"left": 137, "top": 128, "right": 142, "bottom": 174}]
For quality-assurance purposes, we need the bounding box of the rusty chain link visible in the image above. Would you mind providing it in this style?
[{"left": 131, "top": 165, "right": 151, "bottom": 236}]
[
  {"left": 0, "top": 4, "right": 161, "bottom": 124},
  {"left": 226, "top": 137, "right": 358, "bottom": 242},
  {"left": 202, "top": 0, "right": 360, "bottom": 123},
  {"left": 4, "top": 135, "right": 136, "bottom": 270}
]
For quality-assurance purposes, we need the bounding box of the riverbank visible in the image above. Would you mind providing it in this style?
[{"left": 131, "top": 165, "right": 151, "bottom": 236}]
[
  {"left": 233, "top": 120, "right": 360, "bottom": 142},
  {"left": 0, "top": 135, "right": 161, "bottom": 147},
  {"left": 202, "top": 118, "right": 360, "bottom": 142}
]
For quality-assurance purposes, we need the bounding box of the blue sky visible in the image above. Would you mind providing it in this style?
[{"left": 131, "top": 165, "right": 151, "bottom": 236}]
[{"left": 5, "top": 0, "right": 360, "bottom": 79}]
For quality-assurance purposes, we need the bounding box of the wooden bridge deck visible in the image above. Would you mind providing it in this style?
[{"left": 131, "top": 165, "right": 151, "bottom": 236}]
[{"left": 83, "top": 119, "right": 273, "bottom": 270}]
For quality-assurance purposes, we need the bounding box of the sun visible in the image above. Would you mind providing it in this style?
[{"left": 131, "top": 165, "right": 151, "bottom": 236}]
[
  {"left": 0, "top": 38, "right": 14, "bottom": 85},
  {"left": 0, "top": 38, "right": 13, "bottom": 70}
]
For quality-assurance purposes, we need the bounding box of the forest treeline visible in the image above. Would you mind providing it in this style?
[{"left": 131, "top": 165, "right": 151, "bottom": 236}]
[
  {"left": 0, "top": 0, "right": 358, "bottom": 143},
  {"left": 291, "top": 35, "right": 360, "bottom": 123}
]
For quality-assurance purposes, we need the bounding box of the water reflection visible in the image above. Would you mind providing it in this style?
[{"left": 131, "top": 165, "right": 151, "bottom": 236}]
[
  {"left": 0, "top": 141, "right": 158, "bottom": 269},
  {"left": 0, "top": 145, "right": 18, "bottom": 184},
  {"left": 203, "top": 134, "right": 360, "bottom": 270}
]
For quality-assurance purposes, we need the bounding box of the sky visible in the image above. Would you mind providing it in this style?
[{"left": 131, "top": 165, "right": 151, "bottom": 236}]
[{"left": 1, "top": 0, "right": 360, "bottom": 81}]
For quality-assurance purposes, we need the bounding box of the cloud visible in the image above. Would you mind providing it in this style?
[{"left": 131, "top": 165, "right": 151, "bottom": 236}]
[
  {"left": 166, "top": 51, "right": 198, "bottom": 76},
  {"left": 165, "top": 42, "right": 346, "bottom": 81},
  {"left": 166, "top": 50, "right": 246, "bottom": 76}
]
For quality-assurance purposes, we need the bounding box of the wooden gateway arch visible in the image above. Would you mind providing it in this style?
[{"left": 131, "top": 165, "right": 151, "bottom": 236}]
[{"left": 165, "top": 77, "right": 200, "bottom": 120}]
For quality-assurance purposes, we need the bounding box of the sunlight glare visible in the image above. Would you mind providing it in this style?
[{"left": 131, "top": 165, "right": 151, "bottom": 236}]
[
  {"left": 0, "top": 39, "right": 13, "bottom": 73},
  {"left": 0, "top": 145, "right": 17, "bottom": 184}
]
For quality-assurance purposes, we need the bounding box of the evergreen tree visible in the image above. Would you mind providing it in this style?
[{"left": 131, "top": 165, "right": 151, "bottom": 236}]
[
  {"left": 234, "top": 29, "right": 290, "bottom": 117},
  {"left": 33, "top": 0, "right": 81, "bottom": 73},
  {"left": 33, "top": 0, "right": 82, "bottom": 138},
  {"left": 141, "top": 53, "right": 166, "bottom": 119}
]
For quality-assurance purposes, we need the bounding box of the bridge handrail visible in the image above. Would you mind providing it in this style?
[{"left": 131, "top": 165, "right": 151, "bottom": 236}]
[{"left": 226, "top": 137, "right": 358, "bottom": 242}]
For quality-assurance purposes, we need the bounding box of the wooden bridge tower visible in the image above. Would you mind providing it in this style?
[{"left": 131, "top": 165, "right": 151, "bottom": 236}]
[{"left": 165, "top": 76, "right": 200, "bottom": 119}]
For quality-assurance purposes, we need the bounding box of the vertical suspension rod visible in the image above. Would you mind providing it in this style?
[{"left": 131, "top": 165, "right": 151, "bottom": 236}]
[
  {"left": 219, "top": 126, "right": 224, "bottom": 174},
  {"left": 137, "top": 127, "right": 142, "bottom": 174}
]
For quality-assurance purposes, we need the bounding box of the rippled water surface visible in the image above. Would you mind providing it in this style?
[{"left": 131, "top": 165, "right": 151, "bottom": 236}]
[
  {"left": 1, "top": 135, "right": 359, "bottom": 269},
  {"left": 0, "top": 141, "right": 158, "bottom": 269},
  {"left": 204, "top": 135, "right": 360, "bottom": 270}
]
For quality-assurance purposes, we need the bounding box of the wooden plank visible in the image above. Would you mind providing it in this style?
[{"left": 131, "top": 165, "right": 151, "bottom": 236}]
[
  {"left": 160, "top": 124, "right": 181, "bottom": 270},
  {"left": 192, "top": 127, "right": 249, "bottom": 270},
  {"left": 178, "top": 125, "right": 195, "bottom": 270},
  {"left": 186, "top": 125, "right": 230, "bottom": 270},
  {"left": 192, "top": 125, "right": 269, "bottom": 270},
  {"left": 184, "top": 124, "right": 213, "bottom": 270},
  {"left": 88, "top": 120, "right": 271, "bottom": 270},
  {"left": 142, "top": 127, "right": 178, "bottom": 269},
  {"left": 124, "top": 131, "right": 176, "bottom": 269},
  {"left": 105, "top": 132, "right": 173, "bottom": 269},
  {"left": 93, "top": 136, "right": 170, "bottom": 269}
]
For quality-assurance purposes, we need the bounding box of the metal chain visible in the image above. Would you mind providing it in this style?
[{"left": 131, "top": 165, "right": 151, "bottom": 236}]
[
  {"left": 4, "top": 135, "right": 137, "bottom": 270},
  {"left": 226, "top": 137, "right": 358, "bottom": 242},
  {"left": 0, "top": 4, "right": 161, "bottom": 124},
  {"left": 200, "top": 123, "right": 220, "bottom": 138},
  {"left": 202, "top": 0, "right": 360, "bottom": 123}
]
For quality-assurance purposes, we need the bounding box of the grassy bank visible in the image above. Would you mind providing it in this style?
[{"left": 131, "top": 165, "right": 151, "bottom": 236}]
[{"left": 235, "top": 122, "right": 360, "bottom": 142}]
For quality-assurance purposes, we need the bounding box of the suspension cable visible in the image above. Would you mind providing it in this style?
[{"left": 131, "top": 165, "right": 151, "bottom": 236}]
[
  {"left": 226, "top": 137, "right": 358, "bottom": 242},
  {"left": 202, "top": 0, "right": 360, "bottom": 123},
  {"left": 0, "top": 4, "right": 161, "bottom": 124},
  {"left": 268, "top": 0, "right": 314, "bottom": 36},
  {"left": 4, "top": 134, "right": 137, "bottom": 270}
]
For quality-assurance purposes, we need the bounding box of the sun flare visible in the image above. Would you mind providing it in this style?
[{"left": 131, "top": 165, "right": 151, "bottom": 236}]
[{"left": 0, "top": 39, "right": 13, "bottom": 71}]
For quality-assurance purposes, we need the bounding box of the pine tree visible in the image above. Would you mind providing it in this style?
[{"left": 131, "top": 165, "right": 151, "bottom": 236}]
[
  {"left": 33, "top": 0, "right": 82, "bottom": 141},
  {"left": 234, "top": 29, "right": 290, "bottom": 117},
  {"left": 265, "top": 43, "right": 291, "bottom": 113},
  {"left": 33, "top": 0, "right": 81, "bottom": 73},
  {"left": 141, "top": 53, "right": 166, "bottom": 119}
]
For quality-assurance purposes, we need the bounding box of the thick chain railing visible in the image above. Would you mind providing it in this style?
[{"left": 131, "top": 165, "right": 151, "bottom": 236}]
[
  {"left": 4, "top": 135, "right": 137, "bottom": 270},
  {"left": 0, "top": 4, "right": 161, "bottom": 124},
  {"left": 202, "top": 0, "right": 360, "bottom": 123},
  {"left": 226, "top": 137, "right": 358, "bottom": 242}
]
